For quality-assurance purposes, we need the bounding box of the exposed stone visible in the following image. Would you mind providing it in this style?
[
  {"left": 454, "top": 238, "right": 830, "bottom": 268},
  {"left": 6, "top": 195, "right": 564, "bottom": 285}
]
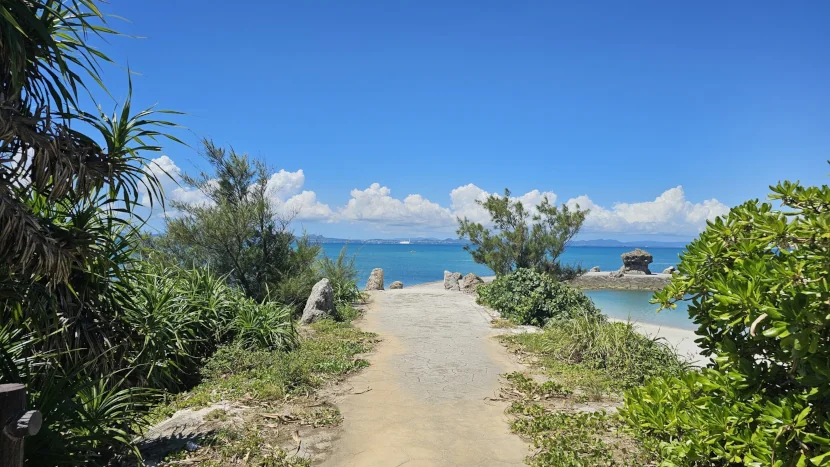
[
  {"left": 460, "top": 273, "right": 484, "bottom": 293},
  {"left": 443, "top": 271, "right": 462, "bottom": 291},
  {"left": 301, "top": 278, "right": 336, "bottom": 324},
  {"left": 138, "top": 402, "right": 245, "bottom": 460},
  {"left": 620, "top": 248, "right": 653, "bottom": 275},
  {"left": 365, "top": 268, "right": 384, "bottom": 291},
  {"left": 662, "top": 266, "right": 676, "bottom": 274},
  {"left": 389, "top": 281, "right": 403, "bottom": 289},
  {"left": 568, "top": 272, "right": 670, "bottom": 291},
  {"left": 589, "top": 266, "right": 600, "bottom": 272}
]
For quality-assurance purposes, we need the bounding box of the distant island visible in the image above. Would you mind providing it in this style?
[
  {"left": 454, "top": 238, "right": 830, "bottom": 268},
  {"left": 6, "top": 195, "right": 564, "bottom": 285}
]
[{"left": 307, "top": 235, "right": 689, "bottom": 248}]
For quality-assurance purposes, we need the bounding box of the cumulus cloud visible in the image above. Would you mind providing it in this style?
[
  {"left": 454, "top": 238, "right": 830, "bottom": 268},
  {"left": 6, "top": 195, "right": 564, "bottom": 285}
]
[
  {"left": 339, "top": 183, "right": 455, "bottom": 227},
  {"left": 565, "top": 186, "right": 729, "bottom": 235},
  {"left": 144, "top": 155, "right": 210, "bottom": 207},
  {"left": 142, "top": 156, "right": 728, "bottom": 237}
]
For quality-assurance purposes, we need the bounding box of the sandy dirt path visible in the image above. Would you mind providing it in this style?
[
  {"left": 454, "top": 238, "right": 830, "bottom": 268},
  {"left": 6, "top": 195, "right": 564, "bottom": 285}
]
[{"left": 320, "top": 282, "right": 528, "bottom": 466}]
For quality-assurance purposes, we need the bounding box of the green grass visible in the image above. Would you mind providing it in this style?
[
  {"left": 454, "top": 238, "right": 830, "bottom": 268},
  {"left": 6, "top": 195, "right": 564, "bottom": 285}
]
[
  {"left": 501, "top": 316, "right": 687, "bottom": 395},
  {"left": 161, "top": 422, "right": 312, "bottom": 467},
  {"left": 149, "top": 318, "right": 377, "bottom": 421},
  {"left": 503, "top": 373, "right": 651, "bottom": 466}
]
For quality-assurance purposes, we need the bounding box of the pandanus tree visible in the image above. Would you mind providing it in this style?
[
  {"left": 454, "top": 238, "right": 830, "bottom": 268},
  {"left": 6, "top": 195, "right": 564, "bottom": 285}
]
[{"left": 1, "top": 0, "right": 182, "bottom": 462}]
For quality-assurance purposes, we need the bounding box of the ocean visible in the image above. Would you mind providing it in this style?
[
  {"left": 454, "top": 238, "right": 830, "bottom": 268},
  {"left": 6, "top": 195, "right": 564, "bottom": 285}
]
[{"left": 319, "top": 243, "right": 695, "bottom": 330}]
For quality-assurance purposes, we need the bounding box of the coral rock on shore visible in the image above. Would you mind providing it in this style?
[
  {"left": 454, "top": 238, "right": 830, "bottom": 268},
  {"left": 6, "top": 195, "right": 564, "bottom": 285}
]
[
  {"left": 590, "top": 266, "right": 600, "bottom": 272},
  {"left": 662, "top": 266, "right": 676, "bottom": 274},
  {"left": 389, "top": 281, "right": 403, "bottom": 289},
  {"left": 443, "top": 271, "right": 462, "bottom": 291},
  {"left": 365, "top": 268, "right": 384, "bottom": 291},
  {"left": 301, "top": 278, "right": 336, "bottom": 324},
  {"left": 620, "top": 248, "right": 653, "bottom": 275},
  {"left": 460, "top": 273, "right": 484, "bottom": 293}
]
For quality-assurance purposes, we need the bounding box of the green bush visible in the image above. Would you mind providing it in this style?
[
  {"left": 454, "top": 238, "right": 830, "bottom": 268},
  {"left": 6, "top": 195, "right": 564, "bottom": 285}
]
[
  {"left": 478, "top": 268, "right": 601, "bottom": 326},
  {"left": 317, "top": 245, "right": 363, "bottom": 306},
  {"left": 507, "top": 316, "right": 687, "bottom": 391},
  {"left": 621, "top": 178, "right": 830, "bottom": 466}
]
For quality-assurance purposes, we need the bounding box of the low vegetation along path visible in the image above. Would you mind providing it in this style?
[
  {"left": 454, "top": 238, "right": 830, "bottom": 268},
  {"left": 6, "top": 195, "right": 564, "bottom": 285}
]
[{"left": 321, "top": 282, "right": 528, "bottom": 466}]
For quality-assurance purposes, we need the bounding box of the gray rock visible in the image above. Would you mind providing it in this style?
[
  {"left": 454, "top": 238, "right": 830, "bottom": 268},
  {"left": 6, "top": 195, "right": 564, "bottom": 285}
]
[
  {"left": 460, "top": 273, "right": 484, "bottom": 293},
  {"left": 301, "top": 278, "right": 336, "bottom": 324},
  {"left": 443, "top": 271, "right": 462, "bottom": 291},
  {"left": 589, "top": 266, "right": 601, "bottom": 272},
  {"left": 389, "top": 281, "right": 403, "bottom": 289},
  {"left": 620, "top": 248, "right": 653, "bottom": 275},
  {"left": 365, "top": 268, "right": 384, "bottom": 291},
  {"left": 662, "top": 266, "right": 676, "bottom": 274}
]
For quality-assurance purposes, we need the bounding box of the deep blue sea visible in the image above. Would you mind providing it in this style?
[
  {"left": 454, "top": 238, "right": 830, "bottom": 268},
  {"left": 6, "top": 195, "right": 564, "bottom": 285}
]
[{"left": 319, "top": 243, "right": 694, "bottom": 329}]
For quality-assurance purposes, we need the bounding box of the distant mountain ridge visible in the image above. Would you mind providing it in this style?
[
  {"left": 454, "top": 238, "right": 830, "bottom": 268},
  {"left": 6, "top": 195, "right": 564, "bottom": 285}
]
[
  {"left": 307, "top": 235, "right": 688, "bottom": 248},
  {"left": 568, "top": 239, "right": 688, "bottom": 248}
]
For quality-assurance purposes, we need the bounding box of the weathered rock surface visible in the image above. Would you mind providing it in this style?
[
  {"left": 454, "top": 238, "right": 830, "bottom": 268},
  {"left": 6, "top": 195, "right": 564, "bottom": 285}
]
[
  {"left": 460, "top": 273, "right": 484, "bottom": 293},
  {"left": 138, "top": 402, "right": 245, "bottom": 460},
  {"left": 443, "top": 271, "right": 462, "bottom": 291},
  {"left": 389, "top": 281, "right": 403, "bottom": 289},
  {"left": 301, "top": 278, "right": 336, "bottom": 324},
  {"left": 662, "top": 266, "right": 676, "bottom": 274},
  {"left": 621, "top": 248, "right": 653, "bottom": 275},
  {"left": 568, "top": 271, "right": 670, "bottom": 291},
  {"left": 365, "top": 268, "right": 384, "bottom": 291},
  {"left": 590, "top": 266, "right": 601, "bottom": 272}
]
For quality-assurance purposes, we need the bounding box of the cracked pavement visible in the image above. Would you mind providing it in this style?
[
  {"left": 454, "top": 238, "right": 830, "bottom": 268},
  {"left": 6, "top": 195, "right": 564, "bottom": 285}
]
[{"left": 320, "top": 282, "right": 528, "bottom": 466}]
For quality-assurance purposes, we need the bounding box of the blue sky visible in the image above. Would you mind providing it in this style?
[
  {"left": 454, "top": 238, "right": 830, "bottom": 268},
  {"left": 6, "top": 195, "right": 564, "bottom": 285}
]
[{"left": 92, "top": 1, "right": 829, "bottom": 240}]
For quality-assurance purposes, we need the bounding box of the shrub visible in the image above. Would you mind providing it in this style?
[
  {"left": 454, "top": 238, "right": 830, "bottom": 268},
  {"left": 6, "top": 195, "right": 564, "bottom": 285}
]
[
  {"left": 232, "top": 299, "right": 297, "bottom": 351},
  {"left": 621, "top": 178, "right": 830, "bottom": 465},
  {"left": 317, "top": 245, "right": 363, "bottom": 306},
  {"left": 507, "top": 316, "right": 687, "bottom": 391},
  {"left": 478, "top": 268, "right": 601, "bottom": 326}
]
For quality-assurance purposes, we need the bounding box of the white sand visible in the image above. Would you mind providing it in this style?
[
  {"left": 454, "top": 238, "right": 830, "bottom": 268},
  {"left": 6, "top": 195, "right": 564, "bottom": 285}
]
[{"left": 609, "top": 318, "right": 705, "bottom": 366}]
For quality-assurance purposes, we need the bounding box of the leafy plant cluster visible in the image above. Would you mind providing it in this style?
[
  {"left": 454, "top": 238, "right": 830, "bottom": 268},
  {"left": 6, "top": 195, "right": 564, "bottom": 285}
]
[
  {"left": 620, "top": 179, "right": 830, "bottom": 466},
  {"left": 503, "top": 316, "right": 687, "bottom": 393},
  {"left": 478, "top": 268, "right": 601, "bottom": 326},
  {"left": 0, "top": 1, "right": 361, "bottom": 464},
  {"left": 503, "top": 375, "right": 648, "bottom": 467},
  {"left": 457, "top": 189, "right": 588, "bottom": 278},
  {"left": 153, "top": 319, "right": 377, "bottom": 421}
]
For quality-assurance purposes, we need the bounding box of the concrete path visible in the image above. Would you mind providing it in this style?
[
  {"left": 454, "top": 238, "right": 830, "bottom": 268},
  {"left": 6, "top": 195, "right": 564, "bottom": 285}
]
[{"left": 320, "top": 282, "right": 528, "bottom": 467}]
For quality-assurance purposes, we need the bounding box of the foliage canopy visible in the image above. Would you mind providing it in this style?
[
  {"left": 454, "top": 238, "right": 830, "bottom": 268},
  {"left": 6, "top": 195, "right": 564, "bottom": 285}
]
[
  {"left": 457, "top": 189, "right": 587, "bottom": 277},
  {"left": 621, "top": 178, "right": 830, "bottom": 466}
]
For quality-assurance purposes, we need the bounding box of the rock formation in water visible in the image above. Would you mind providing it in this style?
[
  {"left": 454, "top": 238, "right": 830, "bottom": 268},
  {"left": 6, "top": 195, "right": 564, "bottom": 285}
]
[{"left": 620, "top": 248, "right": 653, "bottom": 275}]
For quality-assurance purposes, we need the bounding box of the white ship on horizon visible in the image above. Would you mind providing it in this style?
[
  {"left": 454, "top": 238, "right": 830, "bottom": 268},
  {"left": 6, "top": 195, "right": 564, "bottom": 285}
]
[{"left": 399, "top": 238, "right": 411, "bottom": 245}]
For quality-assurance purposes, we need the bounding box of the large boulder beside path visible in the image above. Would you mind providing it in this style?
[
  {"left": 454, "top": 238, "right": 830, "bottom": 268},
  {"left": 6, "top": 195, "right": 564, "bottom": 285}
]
[
  {"left": 389, "top": 281, "right": 403, "bottom": 289},
  {"left": 443, "top": 271, "right": 462, "bottom": 291},
  {"left": 460, "top": 273, "right": 484, "bottom": 293},
  {"left": 301, "top": 278, "right": 335, "bottom": 324},
  {"left": 365, "top": 268, "right": 384, "bottom": 291}
]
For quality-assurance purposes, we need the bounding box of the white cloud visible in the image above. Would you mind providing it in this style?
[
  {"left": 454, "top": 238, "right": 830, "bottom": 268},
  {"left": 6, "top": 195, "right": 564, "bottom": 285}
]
[
  {"left": 141, "top": 156, "right": 729, "bottom": 237},
  {"left": 144, "top": 156, "right": 332, "bottom": 221},
  {"left": 143, "top": 155, "right": 210, "bottom": 208},
  {"left": 339, "top": 183, "right": 455, "bottom": 227},
  {"left": 565, "top": 186, "right": 729, "bottom": 235}
]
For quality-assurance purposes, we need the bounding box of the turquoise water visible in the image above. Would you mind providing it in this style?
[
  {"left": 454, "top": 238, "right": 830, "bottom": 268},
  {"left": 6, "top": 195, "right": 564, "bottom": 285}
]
[{"left": 319, "top": 243, "right": 693, "bottom": 328}]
